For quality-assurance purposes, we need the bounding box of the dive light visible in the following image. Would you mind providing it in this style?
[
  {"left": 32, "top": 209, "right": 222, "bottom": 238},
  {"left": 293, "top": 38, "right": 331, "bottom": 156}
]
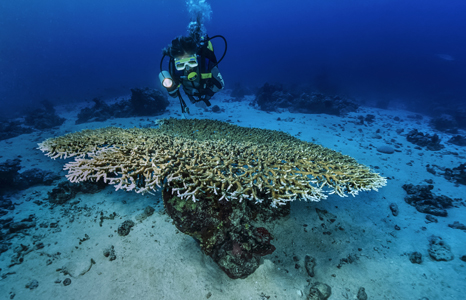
[{"left": 159, "top": 71, "right": 173, "bottom": 89}]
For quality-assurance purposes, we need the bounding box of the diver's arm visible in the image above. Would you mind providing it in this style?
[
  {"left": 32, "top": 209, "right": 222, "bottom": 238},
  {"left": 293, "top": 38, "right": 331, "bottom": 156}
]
[
  {"left": 210, "top": 66, "right": 225, "bottom": 93},
  {"left": 168, "top": 83, "right": 180, "bottom": 98},
  {"left": 166, "top": 59, "right": 181, "bottom": 98}
]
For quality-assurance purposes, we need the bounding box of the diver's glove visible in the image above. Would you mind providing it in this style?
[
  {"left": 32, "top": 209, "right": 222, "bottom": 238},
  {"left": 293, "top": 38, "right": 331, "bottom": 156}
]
[
  {"left": 204, "top": 88, "right": 215, "bottom": 97},
  {"left": 201, "top": 94, "right": 212, "bottom": 106},
  {"left": 202, "top": 89, "right": 215, "bottom": 106},
  {"left": 168, "top": 89, "right": 179, "bottom": 98}
]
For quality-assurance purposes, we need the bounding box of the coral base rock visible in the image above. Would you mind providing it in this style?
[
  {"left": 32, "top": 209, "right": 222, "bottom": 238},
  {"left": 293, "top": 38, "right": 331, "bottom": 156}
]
[{"left": 163, "top": 186, "right": 289, "bottom": 279}]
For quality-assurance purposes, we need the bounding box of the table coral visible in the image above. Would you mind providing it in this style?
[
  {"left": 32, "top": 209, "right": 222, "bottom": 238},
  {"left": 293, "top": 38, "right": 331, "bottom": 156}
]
[{"left": 38, "top": 118, "right": 386, "bottom": 207}]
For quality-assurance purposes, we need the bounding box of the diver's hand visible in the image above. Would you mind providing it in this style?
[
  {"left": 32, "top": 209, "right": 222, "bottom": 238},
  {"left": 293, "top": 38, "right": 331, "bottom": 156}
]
[{"left": 204, "top": 88, "right": 215, "bottom": 97}]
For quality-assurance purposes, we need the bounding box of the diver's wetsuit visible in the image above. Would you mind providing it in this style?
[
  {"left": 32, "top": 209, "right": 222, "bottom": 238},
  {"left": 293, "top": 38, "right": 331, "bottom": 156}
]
[{"left": 168, "top": 58, "right": 224, "bottom": 105}]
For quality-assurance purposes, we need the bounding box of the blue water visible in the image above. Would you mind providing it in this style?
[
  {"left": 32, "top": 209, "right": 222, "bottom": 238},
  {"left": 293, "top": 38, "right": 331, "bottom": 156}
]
[
  {"left": 1, "top": 0, "right": 465, "bottom": 117},
  {"left": 1, "top": 2, "right": 466, "bottom": 298}
]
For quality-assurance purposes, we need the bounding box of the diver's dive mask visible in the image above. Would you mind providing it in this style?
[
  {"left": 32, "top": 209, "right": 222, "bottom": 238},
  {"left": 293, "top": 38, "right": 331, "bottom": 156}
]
[{"left": 174, "top": 55, "right": 198, "bottom": 71}]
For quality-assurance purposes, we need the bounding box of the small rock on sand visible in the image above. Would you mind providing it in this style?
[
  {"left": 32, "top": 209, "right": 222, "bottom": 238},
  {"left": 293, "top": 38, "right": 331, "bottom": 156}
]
[{"left": 377, "top": 145, "right": 395, "bottom": 154}]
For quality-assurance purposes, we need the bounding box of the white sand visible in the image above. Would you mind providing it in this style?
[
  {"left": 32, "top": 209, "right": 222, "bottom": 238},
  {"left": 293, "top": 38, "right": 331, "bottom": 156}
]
[{"left": 1, "top": 92, "right": 465, "bottom": 300}]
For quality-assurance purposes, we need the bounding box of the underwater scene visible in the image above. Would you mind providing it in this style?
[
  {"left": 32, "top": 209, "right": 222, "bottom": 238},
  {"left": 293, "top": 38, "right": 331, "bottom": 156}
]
[{"left": 1, "top": 0, "right": 466, "bottom": 299}]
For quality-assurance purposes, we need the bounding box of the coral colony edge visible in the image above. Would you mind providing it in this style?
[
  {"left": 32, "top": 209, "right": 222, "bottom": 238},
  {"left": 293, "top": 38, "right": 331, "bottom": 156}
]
[{"left": 38, "top": 118, "right": 386, "bottom": 278}]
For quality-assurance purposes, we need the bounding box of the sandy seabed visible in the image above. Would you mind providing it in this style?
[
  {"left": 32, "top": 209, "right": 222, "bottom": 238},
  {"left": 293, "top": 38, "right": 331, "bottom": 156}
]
[{"left": 1, "top": 93, "right": 465, "bottom": 300}]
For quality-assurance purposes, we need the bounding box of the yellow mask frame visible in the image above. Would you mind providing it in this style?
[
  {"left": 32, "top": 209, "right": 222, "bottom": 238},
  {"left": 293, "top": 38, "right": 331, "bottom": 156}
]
[{"left": 174, "top": 55, "right": 198, "bottom": 71}]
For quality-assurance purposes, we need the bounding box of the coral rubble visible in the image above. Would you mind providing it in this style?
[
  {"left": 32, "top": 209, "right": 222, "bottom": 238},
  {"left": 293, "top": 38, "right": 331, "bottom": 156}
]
[
  {"left": 406, "top": 129, "right": 444, "bottom": 151},
  {"left": 430, "top": 114, "right": 458, "bottom": 133},
  {"left": 47, "top": 180, "right": 106, "bottom": 205},
  {"left": 0, "top": 158, "right": 59, "bottom": 195},
  {"left": 0, "top": 120, "right": 33, "bottom": 141},
  {"left": 24, "top": 100, "right": 65, "bottom": 130},
  {"left": 426, "top": 163, "right": 466, "bottom": 186},
  {"left": 252, "top": 83, "right": 358, "bottom": 116},
  {"left": 76, "top": 88, "right": 169, "bottom": 124},
  {"left": 402, "top": 184, "right": 454, "bottom": 217},
  {"left": 448, "top": 135, "right": 466, "bottom": 146}
]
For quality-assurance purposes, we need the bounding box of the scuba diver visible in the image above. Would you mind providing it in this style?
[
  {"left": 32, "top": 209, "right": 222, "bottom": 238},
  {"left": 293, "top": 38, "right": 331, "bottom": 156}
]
[{"left": 159, "top": 32, "right": 227, "bottom": 116}]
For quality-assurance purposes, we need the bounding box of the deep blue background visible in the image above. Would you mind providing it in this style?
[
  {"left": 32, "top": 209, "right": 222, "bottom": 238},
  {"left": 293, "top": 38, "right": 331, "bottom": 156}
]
[{"left": 1, "top": 0, "right": 465, "bottom": 117}]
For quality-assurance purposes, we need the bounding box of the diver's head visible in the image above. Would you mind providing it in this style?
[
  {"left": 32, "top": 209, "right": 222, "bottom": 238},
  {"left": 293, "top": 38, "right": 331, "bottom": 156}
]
[
  {"left": 163, "top": 36, "right": 198, "bottom": 58},
  {"left": 162, "top": 36, "right": 199, "bottom": 71}
]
